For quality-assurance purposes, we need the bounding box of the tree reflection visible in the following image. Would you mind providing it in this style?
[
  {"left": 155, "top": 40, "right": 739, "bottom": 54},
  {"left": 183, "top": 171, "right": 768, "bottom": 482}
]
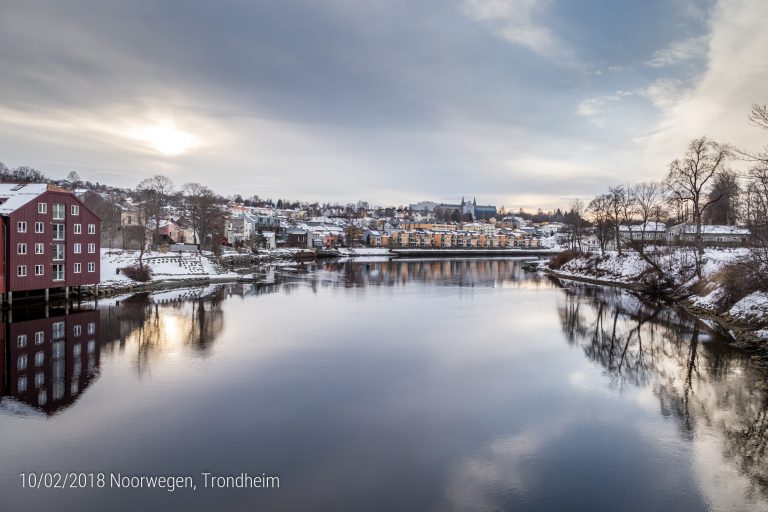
[{"left": 558, "top": 282, "right": 768, "bottom": 499}]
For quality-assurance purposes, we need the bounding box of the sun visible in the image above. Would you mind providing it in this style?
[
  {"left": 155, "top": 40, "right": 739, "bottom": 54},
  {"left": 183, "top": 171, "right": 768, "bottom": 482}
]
[{"left": 134, "top": 122, "right": 198, "bottom": 156}]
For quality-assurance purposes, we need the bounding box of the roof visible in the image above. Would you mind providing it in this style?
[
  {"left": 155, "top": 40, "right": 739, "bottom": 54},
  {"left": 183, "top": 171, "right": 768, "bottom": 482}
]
[
  {"left": 619, "top": 222, "right": 667, "bottom": 232},
  {"left": 0, "top": 183, "right": 52, "bottom": 214},
  {"left": 674, "top": 224, "right": 751, "bottom": 235}
]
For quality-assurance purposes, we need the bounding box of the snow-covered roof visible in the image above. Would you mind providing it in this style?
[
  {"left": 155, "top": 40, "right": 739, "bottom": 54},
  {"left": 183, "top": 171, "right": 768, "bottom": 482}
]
[
  {"left": 0, "top": 183, "right": 62, "bottom": 215},
  {"left": 619, "top": 222, "right": 667, "bottom": 232},
  {"left": 674, "top": 224, "right": 751, "bottom": 235}
]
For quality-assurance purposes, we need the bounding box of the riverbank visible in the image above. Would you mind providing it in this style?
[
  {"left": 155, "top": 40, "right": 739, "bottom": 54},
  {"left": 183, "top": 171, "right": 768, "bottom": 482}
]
[{"left": 546, "top": 248, "right": 768, "bottom": 350}]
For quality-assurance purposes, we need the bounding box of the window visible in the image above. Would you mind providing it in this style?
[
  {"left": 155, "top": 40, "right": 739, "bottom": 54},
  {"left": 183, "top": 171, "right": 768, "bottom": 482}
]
[
  {"left": 34, "top": 331, "right": 44, "bottom": 344},
  {"left": 74, "top": 262, "right": 81, "bottom": 273},
  {"left": 17, "top": 243, "right": 26, "bottom": 255},
  {"left": 18, "top": 377, "right": 27, "bottom": 393},
  {"left": 17, "top": 354, "right": 27, "bottom": 371},
  {"left": 35, "top": 221, "right": 44, "bottom": 233},
  {"left": 17, "top": 265, "right": 27, "bottom": 277},
  {"left": 71, "top": 205, "right": 79, "bottom": 216},
  {"left": 87, "top": 262, "right": 96, "bottom": 272},
  {"left": 73, "top": 343, "right": 81, "bottom": 357},
  {"left": 74, "top": 223, "right": 82, "bottom": 234},
  {"left": 53, "top": 244, "right": 65, "bottom": 261},
  {"left": 52, "top": 203, "right": 65, "bottom": 220},
  {"left": 87, "top": 223, "right": 96, "bottom": 234},
  {"left": 87, "top": 243, "right": 96, "bottom": 254},
  {"left": 34, "top": 243, "right": 44, "bottom": 255},
  {"left": 53, "top": 223, "right": 65, "bottom": 240},
  {"left": 88, "top": 339, "right": 95, "bottom": 352},
  {"left": 17, "top": 334, "right": 27, "bottom": 348},
  {"left": 73, "top": 325, "right": 82, "bottom": 337},
  {"left": 38, "top": 389, "right": 47, "bottom": 406},
  {"left": 17, "top": 221, "right": 27, "bottom": 233},
  {"left": 38, "top": 202, "right": 47, "bottom": 214},
  {"left": 74, "top": 243, "right": 82, "bottom": 254},
  {"left": 35, "top": 371, "right": 44, "bottom": 388},
  {"left": 52, "top": 321, "right": 65, "bottom": 339},
  {"left": 34, "top": 264, "right": 44, "bottom": 276},
  {"left": 52, "top": 264, "right": 64, "bottom": 281},
  {"left": 35, "top": 351, "right": 44, "bottom": 367},
  {"left": 87, "top": 322, "right": 95, "bottom": 335}
]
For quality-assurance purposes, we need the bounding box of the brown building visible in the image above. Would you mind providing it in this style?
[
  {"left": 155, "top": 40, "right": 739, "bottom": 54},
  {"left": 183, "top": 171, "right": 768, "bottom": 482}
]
[{"left": 0, "top": 184, "right": 100, "bottom": 302}]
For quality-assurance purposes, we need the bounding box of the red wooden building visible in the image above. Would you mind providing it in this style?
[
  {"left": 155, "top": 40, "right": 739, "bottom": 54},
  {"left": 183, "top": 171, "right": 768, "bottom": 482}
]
[{"left": 0, "top": 184, "right": 100, "bottom": 303}]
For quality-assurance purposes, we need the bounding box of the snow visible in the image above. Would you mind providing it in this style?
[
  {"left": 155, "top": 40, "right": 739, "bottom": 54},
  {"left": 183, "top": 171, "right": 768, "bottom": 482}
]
[
  {"left": 729, "top": 292, "right": 768, "bottom": 323},
  {"left": 100, "top": 249, "right": 239, "bottom": 284}
]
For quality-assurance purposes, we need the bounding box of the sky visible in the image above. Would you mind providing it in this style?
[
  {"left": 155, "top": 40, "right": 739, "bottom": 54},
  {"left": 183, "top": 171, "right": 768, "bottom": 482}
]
[{"left": 0, "top": 0, "right": 766, "bottom": 210}]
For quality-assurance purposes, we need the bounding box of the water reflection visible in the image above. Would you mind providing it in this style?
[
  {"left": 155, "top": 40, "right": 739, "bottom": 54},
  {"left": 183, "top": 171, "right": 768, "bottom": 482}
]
[
  {"left": 558, "top": 281, "right": 768, "bottom": 506},
  {"left": 1, "top": 308, "right": 100, "bottom": 416},
  {"left": 98, "top": 286, "right": 228, "bottom": 375},
  {"left": 0, "top": 259, "right": 767, "bottom": 512},
  {"left": 304, "top": 258, "right": 553, "bottom": 289}
]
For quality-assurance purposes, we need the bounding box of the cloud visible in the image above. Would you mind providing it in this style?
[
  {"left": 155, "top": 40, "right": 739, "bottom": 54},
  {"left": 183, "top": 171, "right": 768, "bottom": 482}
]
[
  {"left": 461, "top": 0, "right": 561, "bottom": 57},
  {"left": 575, "top": 91, "right": 634, "bottom": 126},
  {"left": 639, "top": 78, "right": 688, "bottom": 110},
  {"left": 639, "top": 0, "right": 768, "bottom": 173},
  {"left": 645, "top": 36, "right": 708, "bottom": 67}
]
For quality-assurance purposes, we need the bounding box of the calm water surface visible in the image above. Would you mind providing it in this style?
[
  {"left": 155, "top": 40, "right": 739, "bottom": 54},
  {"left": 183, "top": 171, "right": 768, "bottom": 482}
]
[{"left": 1, "top": 259, "right": 767, "bottom": 512}]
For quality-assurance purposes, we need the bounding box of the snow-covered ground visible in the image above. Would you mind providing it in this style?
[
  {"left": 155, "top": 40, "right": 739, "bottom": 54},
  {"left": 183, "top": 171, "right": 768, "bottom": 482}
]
[
  {"left": 550, "top": 247, "right": 767, "bottom": 336},
  {"left": 100, "top": 249, "right": 239, "bottom": 284}
]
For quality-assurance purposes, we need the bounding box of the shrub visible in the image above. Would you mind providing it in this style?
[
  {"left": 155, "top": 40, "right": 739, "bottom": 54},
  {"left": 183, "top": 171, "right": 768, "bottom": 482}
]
[
  {"left": 123, "top": 264, "right": 153, "bottom": 282},
  {"left": 713, "top": 263, "right": 761, "bottom": 308},
  {"left": 549, "top": 249, "right": 583, "bottom": 270}
]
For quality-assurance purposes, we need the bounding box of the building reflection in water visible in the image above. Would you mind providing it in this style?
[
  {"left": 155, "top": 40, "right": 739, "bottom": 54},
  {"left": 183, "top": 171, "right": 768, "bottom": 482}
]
[
  {"left": 557, "top": 281, "right": 768, "bottom": 503},
  {"left": 305, "top": 258, "right": 553, "bottom": 289},
  {"left": 1, "top": 308, "right": 100, "bottom": 416}
]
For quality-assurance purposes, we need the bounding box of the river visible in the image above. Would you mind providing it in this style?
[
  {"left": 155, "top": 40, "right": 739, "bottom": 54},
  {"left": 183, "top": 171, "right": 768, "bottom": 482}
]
[{"left": 1, "top": 258, "right": 767, "bottom": 511}]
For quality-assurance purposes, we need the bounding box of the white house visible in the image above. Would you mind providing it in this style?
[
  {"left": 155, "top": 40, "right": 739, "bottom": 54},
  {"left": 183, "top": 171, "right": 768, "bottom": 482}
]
[{"left": 667, "top": 224, "right": 751, "bottom": 245}]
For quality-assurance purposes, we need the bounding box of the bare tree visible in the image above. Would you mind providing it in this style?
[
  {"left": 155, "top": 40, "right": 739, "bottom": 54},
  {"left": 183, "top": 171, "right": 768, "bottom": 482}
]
[
  {"left": 665, "top": 137, "right": 731, "bottom": 276},
  {"left": 136, "top": 175, "right": 174, "bottom": 248},
  {"left": 631, "top": 181, "right": 665, "bottom": 253},
  {"left": 182, "top": 183, "right": 224, "bottom": 251},
  {"left": 588, "top": 194, "right": 612, "bottom": 255}
]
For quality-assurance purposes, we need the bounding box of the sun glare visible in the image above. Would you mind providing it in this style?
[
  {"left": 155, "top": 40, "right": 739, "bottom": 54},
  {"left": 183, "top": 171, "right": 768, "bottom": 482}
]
[{"left": 134, "top": 122, "right": 198, "bottom": 156}]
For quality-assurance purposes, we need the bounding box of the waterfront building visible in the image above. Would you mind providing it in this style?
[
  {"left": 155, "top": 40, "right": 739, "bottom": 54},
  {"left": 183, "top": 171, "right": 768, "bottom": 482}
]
[{"left": 0, "top": 184, "right": 100, "bottom": 304}]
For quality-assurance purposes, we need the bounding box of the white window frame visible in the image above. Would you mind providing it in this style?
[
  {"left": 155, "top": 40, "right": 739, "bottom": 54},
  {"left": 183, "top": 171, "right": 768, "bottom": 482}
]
[
  {"left": 17, "top": 243, "right": 27, "bottom": 255},
  {"left": 73, "top": 325, "right": 82, "bottom": 337},
  {"left": 52, "top": 203, "right": 65, "bottom": 220},
  {"left": 35, "top": 351, "right": 44, "bottom": 367},
  {"left": 74, "top": 223, "right": 82, "bottom": 234},
  {"left": 52, "top": 244, "right": 65, "bottom": 261},
  {"left": 17, "top": 221, "right": 27, "bottom": 233},
  {"left": 74, "top": 243, "right": 81, "bottom": 254},
  {"left": 35, "top": 221, "right": 44, "bottom": 233},
  {"left": 87, "top": 322, "right": 95, "bottom": 335},
  {"left": 34, "top": 264, "right": 44, "bottom": 276},
  {"left": 34, "top": 331, "right": 44, "bottom": 344},
  {"left": 52, "top": 321, "right": 65, "bottom": 339},
  {"left": 17, "top": 265, "right": 27, "bottom": 277},
  {"left": 74, "top": 262, "right": 81, "bottom": 274},
  {"left": 17, "top": 334, "right": 27, "bottom": 348},
  {"left": 53, "top": 223, "right": 65, "bottom": 240},
  {"left": 17, "top": 354, "right": 27, "bottom": 371},
  {"left": 34, "top": 243, "right": 44, "bottom": 255},
  {"left": 87, "top": 262, "right": 96, "bottom": 273},
  {"left": 71, "top": 204, "right": 79, "bottom": 216},
  {"left": 87, "top": 243, "right": 95, "bottom": 254},
  {"left": 52, "top": 264, "right": 65, "bottom": 282},
  {"left": 87, "top": 223, "right": 96, "bottom": 235},
  {"left": 38, "top": 202, "right": 47, "bottom": 214}
]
